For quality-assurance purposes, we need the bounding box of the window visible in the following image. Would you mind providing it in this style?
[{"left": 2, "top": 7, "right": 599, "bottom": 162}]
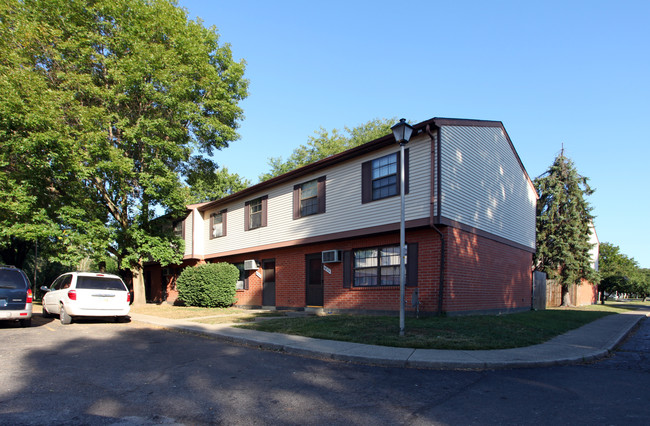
[
  {"left": 293, "top": 176, "right": 326, "bottom": 219},
  {"left": 209, "top": 210, "right": 227, "bottom": 239},
  {"left": 245, "top": 196, "right": 268, "bottom": 230},
  {"left": 52, "top": 274, "right": 72, "bottom": 290},
  {"left": 249, "top": 199, "right": 262, "bottom": 229},
  {"left": 361, "top": 149, "right": 409, "bottom": 203},
  {"left": 233, "top": 263, "right": 248, "bottom": 290},
  {"left": 300, "top": 180, "right": 318, "bottom": 216},
  {"left": 76, "top": 277, "right": 127, "bottom": 291},
  {"left": 353, "top": 245, "right": 404, "bottom": 287},
  {"left": 372, "top": 153, "right": 398, "bottom": 199}
]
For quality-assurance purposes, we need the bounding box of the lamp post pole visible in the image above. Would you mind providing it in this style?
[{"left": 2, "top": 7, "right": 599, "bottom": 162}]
[
  {"left": 391, "top": 118, "right": 413, "bottom": 337},
  {"left": 398, "top": 139, "right": 406, "bottom": 336}
]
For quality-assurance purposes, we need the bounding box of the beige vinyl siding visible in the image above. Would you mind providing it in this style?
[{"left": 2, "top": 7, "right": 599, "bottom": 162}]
[
  {"left": 183, "top": 213, "right": 193, "bottom": 257},
  {"left": 439, "top": 125, "right": 536, "bottom": 249},
  {"left": 201, "top": 133, "right": 432, "bottom": 256}
]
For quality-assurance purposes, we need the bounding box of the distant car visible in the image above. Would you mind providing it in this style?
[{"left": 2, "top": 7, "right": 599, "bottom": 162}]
[
  {"left": 41, "top": 272, "right": 130, "bottom": 325},
  {"left": 0, "top": 265, "right": 33, "bottom": 327}
]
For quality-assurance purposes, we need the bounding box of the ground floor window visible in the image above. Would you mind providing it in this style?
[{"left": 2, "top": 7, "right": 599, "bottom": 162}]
[
  {"left": 233, "top": 263, "right": 247, "bottom": 290},
  {"left": 353, "top": 245, "right": 405, "bottom": 287}
]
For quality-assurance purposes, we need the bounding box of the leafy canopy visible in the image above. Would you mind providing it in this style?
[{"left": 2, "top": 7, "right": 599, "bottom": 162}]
[
  {"left": 598, "top": 242, "right": 649, "bottom": 299},
  {"left": 534, "top": 152, "right": 598, "bottom": 303},
  {"left": 259, "top": 118, "right": 398, "bottom": 181},
  {"left": 181, "top": 157, "right": 250, "bottom": 204},
  {"left": 0, "top": 0, "right": 248, "bottom": 302}
]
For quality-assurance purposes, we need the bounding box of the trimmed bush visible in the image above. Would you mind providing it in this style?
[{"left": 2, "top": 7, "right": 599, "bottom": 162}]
[{"left": 176, "top": 262, "right": 238, "bottom": 308}]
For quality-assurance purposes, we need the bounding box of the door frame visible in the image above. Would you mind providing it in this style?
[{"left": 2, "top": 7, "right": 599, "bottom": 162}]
[
  {"left": 305, "top": 253, "right": 324, "bottom": 307},
  {"left": 261, "top": 259, "right": 276, "bottom": 307}
]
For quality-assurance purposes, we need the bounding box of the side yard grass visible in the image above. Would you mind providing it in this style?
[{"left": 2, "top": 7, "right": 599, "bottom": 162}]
[
  {"left": 236, "top": 302, "right": 649, "bottom": 350},
  {"left": 129, "top": 301, "right": 648, "bottom": 350}
]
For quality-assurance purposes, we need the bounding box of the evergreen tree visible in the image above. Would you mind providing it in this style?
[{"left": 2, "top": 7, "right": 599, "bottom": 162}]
[{"left": 534, "top": 151, "right": 598, "bottom": 306}]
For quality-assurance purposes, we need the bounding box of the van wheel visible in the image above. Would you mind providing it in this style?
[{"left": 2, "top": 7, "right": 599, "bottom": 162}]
[{"left": 60, "top": 304, "right": 72, "bottom": 325}]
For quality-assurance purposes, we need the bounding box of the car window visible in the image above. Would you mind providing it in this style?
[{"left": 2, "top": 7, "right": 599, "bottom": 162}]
[
  {"left": 61, "top": 275, "right": 72, "bottom": 289},
  {"left": 0, "top": 269, "right": 27, "bottom": 289},
  {"left": 52, "top": 275, "right": 71, "bottom": 290},
  {"left": 75, "top": 276, "right": 127, "bottom": 291}
]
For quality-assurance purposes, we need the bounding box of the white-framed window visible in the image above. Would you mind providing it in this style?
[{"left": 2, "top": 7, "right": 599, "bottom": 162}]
[
  {"left": 245, "top": 196, "right": 267, "bottom": 230},
  {"left": 371, "top": 153, "right": 398, "bottom": 200},
  {"left": 353, "top": 245, "right": 405, "bottom": 287},
  {"left": 210, "top": 210, "right": 227, "bottom": 239}
]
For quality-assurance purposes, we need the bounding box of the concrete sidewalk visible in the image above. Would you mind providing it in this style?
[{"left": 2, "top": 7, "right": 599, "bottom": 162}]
[{"left": 130, "top": 308, "right": 649, "bottom": 370}]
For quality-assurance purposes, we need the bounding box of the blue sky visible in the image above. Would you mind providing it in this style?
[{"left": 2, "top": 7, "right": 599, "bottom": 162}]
[{"left": 178, "top": 0, "right": 650, "bottom": 268}]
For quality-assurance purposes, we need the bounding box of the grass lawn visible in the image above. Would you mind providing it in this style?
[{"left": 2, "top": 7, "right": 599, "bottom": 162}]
[
  {"left": 129, "top": 303, "right": 286, "bottom": 323},
  {"left": 129, "top": 303, "right": 246, "bottom": 319},
  {"left": 235, "top": 302, "right": 649, "bottom": 350}
]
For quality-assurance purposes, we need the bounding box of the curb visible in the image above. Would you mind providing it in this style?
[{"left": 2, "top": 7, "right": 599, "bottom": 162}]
[{"left": 130, "top": 312, "right": 647, "bottom": 370}]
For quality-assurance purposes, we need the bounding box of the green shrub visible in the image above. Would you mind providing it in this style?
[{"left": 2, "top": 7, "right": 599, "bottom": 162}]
[{"left": 176, "top": 263, "right": 238, "bottom": 308}]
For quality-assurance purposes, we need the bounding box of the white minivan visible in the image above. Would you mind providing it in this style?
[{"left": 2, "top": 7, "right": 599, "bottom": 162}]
[{"left": 41, "top": 272, "right": 130, "bottom": 324}]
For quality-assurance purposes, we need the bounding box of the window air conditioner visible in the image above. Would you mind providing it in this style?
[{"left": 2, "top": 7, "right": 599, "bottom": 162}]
[
  {"left": 244, "top": 260, "right": 258, "bottom": 270},
  {"left": 322, "top": 250, "right": 341, "bottom": 263}
]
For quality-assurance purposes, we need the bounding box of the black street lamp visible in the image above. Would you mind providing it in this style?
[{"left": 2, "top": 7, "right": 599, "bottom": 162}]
[{"left": 391, "top": 118, "right": 413, "bottom": 336}]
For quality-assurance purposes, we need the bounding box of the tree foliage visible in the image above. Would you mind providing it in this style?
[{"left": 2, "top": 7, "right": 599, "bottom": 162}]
[
  {"left": 534, "top": 152, "right": 598, "bottom": 306},
  {"left": 0, "top": 0, "right": 248, "bottom": 303},
  {"left": 598, "top": 242, "right": 649, "bottom": 301},
  {"left": 259, "top": 118, "right": 397, "bottom": 181},
  {"left": 182, "top": 156, "right": 250, "bottom": 204}
]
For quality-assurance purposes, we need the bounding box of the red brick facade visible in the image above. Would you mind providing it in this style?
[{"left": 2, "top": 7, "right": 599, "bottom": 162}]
[{"left": 145, "top": 225, "right": 533, "bottom": 315}]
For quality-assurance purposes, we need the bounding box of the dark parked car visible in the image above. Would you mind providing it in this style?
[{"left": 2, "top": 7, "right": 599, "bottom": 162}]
[{"left": 0, "top": 265, "right": 33, "bottom": 327}]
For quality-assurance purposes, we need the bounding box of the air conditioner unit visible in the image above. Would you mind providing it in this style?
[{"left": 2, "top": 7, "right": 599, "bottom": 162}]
[
  {"left": 244, "top": 260, "right": 258, "bottom": 270},
  {"left": 322, "top": 250, "right": 341, "bottom": 263}
]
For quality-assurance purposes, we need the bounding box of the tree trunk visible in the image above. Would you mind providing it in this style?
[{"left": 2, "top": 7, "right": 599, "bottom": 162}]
[
  {"left": 131, "top": 259, "right": 147, "bottom": 306},
  {"left": 561, "top": 286, "right": 572, "bottom": 307}
]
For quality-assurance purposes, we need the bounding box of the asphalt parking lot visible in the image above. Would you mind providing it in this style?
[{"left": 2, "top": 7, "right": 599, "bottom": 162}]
[{"left": 2, "top": 312, "right": 650, "bottom": 425}]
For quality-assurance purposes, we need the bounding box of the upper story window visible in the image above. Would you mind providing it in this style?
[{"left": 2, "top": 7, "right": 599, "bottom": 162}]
[
  {"left": 372, "top": 153, "right": 398, "bottom": 200},
  {"left": 245, "top": 195, "right": 268, "bottom": 231},
  {"left": 361, "top": 150, "right": 409, "bottom": 204},
  {"left": 249, "top": 198, "right": 262, "bottom": 228},
  {"left": 210, "top": 210, "right": 227, "bottom": 239},
  {"left": 300, "top": 180, "right": 318, "bottom": 216},
  {"left": 293, "top": 176, "right": 326, "bottom": 219}
]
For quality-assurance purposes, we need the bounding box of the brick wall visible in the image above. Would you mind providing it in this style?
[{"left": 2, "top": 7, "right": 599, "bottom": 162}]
[
  {"left": 195, "top": 225, "right": 533, "bottom": 315},
  {"left": 574, "top": 279, "right": 598, "bottom": 306},
  {"left": 443, "top": 227, "right": 533, "bottom": 314}
]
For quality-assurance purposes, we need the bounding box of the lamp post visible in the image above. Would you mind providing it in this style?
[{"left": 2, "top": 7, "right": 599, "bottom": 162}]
[{"left": 391, "top": 118, "right": 413, "bottom": 336}]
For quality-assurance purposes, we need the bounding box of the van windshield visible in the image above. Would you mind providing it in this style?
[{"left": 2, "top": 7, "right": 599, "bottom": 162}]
[{"left": 76, "top": 276, "right": 127, "bottom": 291}]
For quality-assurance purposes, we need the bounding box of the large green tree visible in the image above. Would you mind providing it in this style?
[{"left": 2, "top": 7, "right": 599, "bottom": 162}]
[
  {"left": 534, "top": 152, "right": 598, "bottom": 306},
  {"left": 0, "top": 0, "right": 248, "bottom": 304},
  {"left": 259, "top": 117, "right": 397, "bottom": 181},
  {"left": 182, "top": 157, "right": 250, "bottom": 204},
  {"left": 598, "top": 242, "right": 648, "bottom": 302}
]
